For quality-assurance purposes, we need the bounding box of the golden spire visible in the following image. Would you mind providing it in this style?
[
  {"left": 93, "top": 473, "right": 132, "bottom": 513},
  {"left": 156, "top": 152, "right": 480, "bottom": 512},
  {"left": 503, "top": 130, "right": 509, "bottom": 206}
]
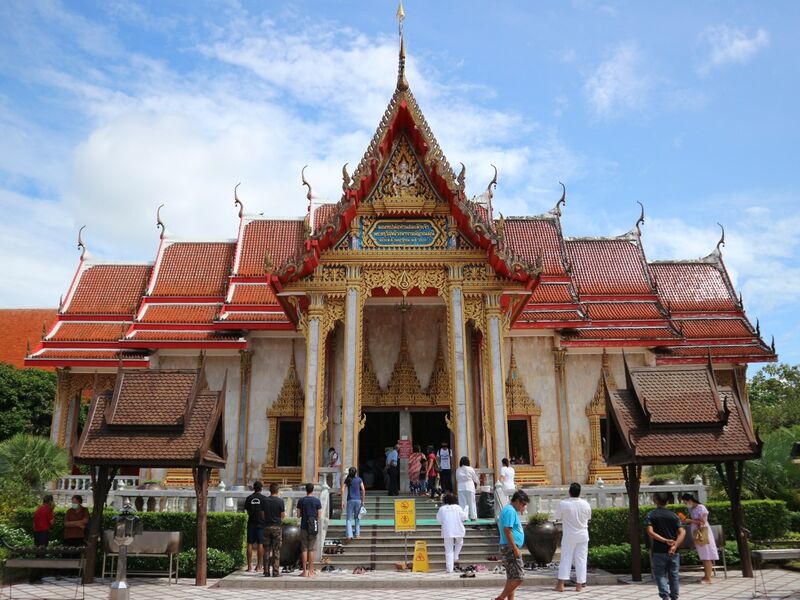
[{"left": 396, "top": 1, "right": 408, "bottom": 91}]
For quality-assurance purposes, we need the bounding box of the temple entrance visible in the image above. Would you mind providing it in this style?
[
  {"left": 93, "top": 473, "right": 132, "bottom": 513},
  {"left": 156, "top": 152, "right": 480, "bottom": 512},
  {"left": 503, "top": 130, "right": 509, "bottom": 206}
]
[
  {"left": 411, "top": 411, "right": 451, "bottom": 456},
  {"left": 358, "top": 411, "right": 399, "bottom": 490}
]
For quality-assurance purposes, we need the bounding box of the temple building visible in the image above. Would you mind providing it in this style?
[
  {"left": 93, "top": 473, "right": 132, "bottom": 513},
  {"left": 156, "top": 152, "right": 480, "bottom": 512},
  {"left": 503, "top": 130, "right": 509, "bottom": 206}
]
[{"left": 25, "top": 20, "right": 776, "bottom": 489}]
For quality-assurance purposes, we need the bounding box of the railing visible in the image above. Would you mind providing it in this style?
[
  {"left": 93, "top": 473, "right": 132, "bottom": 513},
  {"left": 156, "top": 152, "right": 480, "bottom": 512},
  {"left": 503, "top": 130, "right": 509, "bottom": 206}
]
[
  {"left": 54, "top": 475, "right": 139, "bottom": 493},
  {"left": 493, "top": 483, "right": 509, "bottom": 518},
  {"left": 318, "top": 467, "right": 341, "bottom": 491},
  {"left": 520, "top": 482, "right": 707, "bottom": 516},
  {"left": 316, "top": 482, "right": 331, "bottom": 558}
]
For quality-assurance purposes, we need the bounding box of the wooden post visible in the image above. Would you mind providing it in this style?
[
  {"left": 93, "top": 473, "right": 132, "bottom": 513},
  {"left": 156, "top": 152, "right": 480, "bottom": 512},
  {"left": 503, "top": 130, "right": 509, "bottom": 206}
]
[
  {"left": 193, "top": 466, "right": 211, "bottom": 586},
  {"left": 83, "top": 465, "right": 117, "bottom": 583},
  {"left": 723, "top": 460, "right": 754, "bottom": 578},
  {"left": 624, "top": 463, "right": 643, "bottom": 581}
]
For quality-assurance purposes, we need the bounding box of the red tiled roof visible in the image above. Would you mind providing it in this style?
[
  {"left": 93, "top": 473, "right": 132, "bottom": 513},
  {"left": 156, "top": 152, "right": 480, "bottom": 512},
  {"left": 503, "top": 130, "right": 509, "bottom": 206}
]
[
  {"left": 676, "top": 318, "right": 753, "bottom": 339},
  {"left": 663, "top": 344, "right": 772, "bottom": 358},
  {"left": 27, "top": 349, "right": 147, "bottom": 361},
  {"left": 237, "top": 220, "right": 305, "bottom": 276},
  {"left": 629, "top": 367, "right": 723, "bottom": 425},
  {"left": 313, "top": 204, "right": 338, "bottom": 235},
  {"left": 518, "top": 310, "right": 584, "bottom": 322},
  {"left": 221, "top": 311, "right": 289, "bottom": 322},
  {"left": 66, "top": 265, "right": 151, "bottom": 315},
  {"left": 127, "top": 330, "right": 243, "bottom": 342},
  {"left": 49, "top": 322, "right": 127, "bottom": 342},
  {"left": 0, "top": 309, "right": 58, "bottom": 369},
  {"left": 649, "top": 262, "right": 737, "bottom": 312},
  {"left": 228, "top": 284, "right": 278, "bottom": 305},
  {"left": 566, "top": 239, "right": 652, "bottom": 296},
  {"left": 106, "top": 370, "right": 198, "bottom": 427},
  {"left": 151, "top": 242, "right": 234, "bottom": 296},
  {"left": 140, "top": 304, "right": 219, "bottom": 324},
  {"left": 562, "top": 326, "right": 677, "bottom": 340},
  {"left": 585, "top": 302, "right": 664, "bottom": 321},
  {"left": 528, "top": 283, "right": 574, "bottom": 304},
  {"left": 503, "top": 218, "right": 566, "bottom": 276}
]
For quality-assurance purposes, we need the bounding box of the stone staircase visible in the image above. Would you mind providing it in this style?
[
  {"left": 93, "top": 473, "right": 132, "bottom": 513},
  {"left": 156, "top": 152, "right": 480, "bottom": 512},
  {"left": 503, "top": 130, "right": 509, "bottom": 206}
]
[{"left": 324, "top": 493, "right": 499, "bottom": 571}]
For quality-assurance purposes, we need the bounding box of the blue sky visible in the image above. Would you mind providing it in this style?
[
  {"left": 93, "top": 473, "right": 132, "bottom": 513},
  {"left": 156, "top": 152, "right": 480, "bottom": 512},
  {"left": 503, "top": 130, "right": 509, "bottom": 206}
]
[{"left": 0, "top": 1, "right": 798, "bottom": 367}]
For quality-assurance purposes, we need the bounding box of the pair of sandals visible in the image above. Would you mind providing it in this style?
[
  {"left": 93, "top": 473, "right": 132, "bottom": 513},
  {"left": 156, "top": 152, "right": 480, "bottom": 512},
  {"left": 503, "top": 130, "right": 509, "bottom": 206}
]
[
  {"left": 352, "top": 566, "right": 372, "bottom": 575},
  {"left": 321, "top": 565, "right": 341, "bottom": 573},
  {"left": 492, "top": 565, "right": 506, "bottom": 574},
  {"left": 459, "top": 565, "right": 476, "bottom": 578},
  {"left": 486, "top": 554, "right": 499, "bottom": 562},
  {"left": 323, "top": 546, "right": 345, "bottom": 554}
]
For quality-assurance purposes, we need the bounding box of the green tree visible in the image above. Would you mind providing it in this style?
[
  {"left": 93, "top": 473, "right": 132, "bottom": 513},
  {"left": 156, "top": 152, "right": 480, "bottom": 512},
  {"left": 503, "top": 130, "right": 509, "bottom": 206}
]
[
  {"left": 748, "top": 363, "right": 800, "bottom": 433},
  {"left": 0, "top": 434, "right": 68, "bottom": 516},
  {"left": 0, "top": 363, "right": 56, "bottom": 440}
]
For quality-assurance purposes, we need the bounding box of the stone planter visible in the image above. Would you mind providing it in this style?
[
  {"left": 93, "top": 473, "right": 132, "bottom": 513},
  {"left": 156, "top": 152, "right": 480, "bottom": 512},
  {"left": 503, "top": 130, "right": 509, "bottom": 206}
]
[
  {"left": 524, "top": 518, "right": 561, "bottom": 566},
  {"left": 280, "top": 524, "right": 302, "bottom": 567}
]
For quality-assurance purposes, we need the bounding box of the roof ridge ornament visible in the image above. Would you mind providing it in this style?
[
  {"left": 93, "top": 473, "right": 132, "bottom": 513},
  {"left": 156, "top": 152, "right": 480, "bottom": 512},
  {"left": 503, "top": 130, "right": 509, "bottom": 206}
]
[
  {"left": 77, "top": 225, "right": 87, "bottom": 259},
  {"left": 301, "top": 165, "right": 316, "bottom": 235},
  {"left": 715, "top": 222, "right": 725, "bottom": 253},
  {"left": 342, "top": 163, "right": 351, "bottom": 193},
  {"left": 156, "top": 204, "right": 166, "bottom": 239},
  {"left": 457, "top": 162, "right": 466, "bottom": 193},
  {"left": 396, "top": 1, "right": 408, "bottom": 91},
  {"left": 234, "top": 183, "right": 244, "bottom": 218},
  {"left": 552, "top": 182, "right": 566, "bottom": 217},
  {"left": 634, "top": 201, "right": 645, "bottom": 236}
]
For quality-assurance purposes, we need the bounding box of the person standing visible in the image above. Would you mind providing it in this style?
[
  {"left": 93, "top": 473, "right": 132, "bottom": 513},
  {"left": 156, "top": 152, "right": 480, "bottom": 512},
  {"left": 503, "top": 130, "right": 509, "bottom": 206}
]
[
  {"left": 496, "top": 490, "right": 529, "bottom": 600},
  {"left": 553, "top": 483, "right": 592, "bottom": 592},
  {"left": 455, "top": 456, "right": 479, "bottom": 521},
  {"left": 32, "top": 495, "right": 55, "bottom": 547},
  {"left": 500, "top": 458, "right": 516, "bottom": 495},
  {"left": 63, "top": 495, "right": 89, "bottom": 546},
  {"left": 408, "top": 445, "right": 424, "bottom": 494},
  {"left": 436, "top": 493, "right": 468, "bottom": 573},
  {"left": 386, "top": 444, "right": 400, "bottom": 496},
  {"left": 426, "top": 445, "right": 439, "bottom": 500},
  {"left": 342, "top": 467, "right": 366, "bottom": 541},
  {"left": 328, "top": 447, "right": 341, "bottom": 489},
  {"left": 263, "top": 483, "right": 286, "bottom": 577},
  {"left": 645, "top": 492, "right": 686, "bottom": 600},
  {"left": 244, "top": 481, "right": 268, "bottom": 572},
  {"left": 437, "top": 441, "right": 453, "bottom": 493},
  {"left": 296, "top": 483, "right": 322, "bottom": 578},
  {"left": 680, "top": 492, "right": 718, "bottom": 584}
]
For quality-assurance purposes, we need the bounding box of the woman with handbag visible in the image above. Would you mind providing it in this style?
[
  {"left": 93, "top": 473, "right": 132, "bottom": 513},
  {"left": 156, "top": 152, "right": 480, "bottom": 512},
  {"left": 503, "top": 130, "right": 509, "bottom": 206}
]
[
  {"left": 680, "top": 493, "right": 718, "bottom": 584},
  {"left": 342, "top": 467, "right": 366, "bottom": 542}
]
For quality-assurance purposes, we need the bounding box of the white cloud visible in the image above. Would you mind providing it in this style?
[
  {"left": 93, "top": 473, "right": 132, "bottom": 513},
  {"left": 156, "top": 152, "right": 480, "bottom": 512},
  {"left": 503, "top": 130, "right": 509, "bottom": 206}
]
[
  {"left": 584, "top": 42, "right": 651, "bottom": 118},
  {"left": 699, "top": 25, "right": 770, "bottom": 74}
]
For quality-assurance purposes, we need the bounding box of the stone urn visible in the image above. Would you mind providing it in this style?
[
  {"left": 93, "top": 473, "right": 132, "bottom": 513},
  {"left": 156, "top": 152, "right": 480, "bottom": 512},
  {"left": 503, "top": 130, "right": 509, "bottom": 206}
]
[
  {"left": 280, "top": 521, "right": 302, "bottom": 567},
  {"left": 524, "top": 513, "right": 561, "bottom": 566}
]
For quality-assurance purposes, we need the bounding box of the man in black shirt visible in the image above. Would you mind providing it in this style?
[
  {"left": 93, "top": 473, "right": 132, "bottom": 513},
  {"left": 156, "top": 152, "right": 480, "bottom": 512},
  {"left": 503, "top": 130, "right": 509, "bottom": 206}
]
[
  {"left": 263, "top": 483, "right": 286, "bottom": 577},
  {"left": 244, "top": 481, "right": 268, "bottom": 572},
  {"left": 296, "top": 483, "right": 322, "bottom": 577},
  {"left": 645, "top": 491, "right": 686, "bottom": 600}
]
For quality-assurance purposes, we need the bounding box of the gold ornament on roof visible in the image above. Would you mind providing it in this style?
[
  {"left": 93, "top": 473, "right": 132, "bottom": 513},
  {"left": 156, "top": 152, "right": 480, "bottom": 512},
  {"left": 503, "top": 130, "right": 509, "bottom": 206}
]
[
  {"left": 368, "top": 136, "right": 440, "bottom": 214},
  {"left": 268, "top": 345, "right": 305, "bottom": 418}
]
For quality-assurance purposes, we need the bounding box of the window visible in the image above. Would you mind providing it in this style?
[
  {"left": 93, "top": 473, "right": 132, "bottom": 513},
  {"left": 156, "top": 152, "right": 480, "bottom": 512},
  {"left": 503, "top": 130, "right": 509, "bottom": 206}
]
[
  {"left": 507, "top": 419, "right": 531, "bottom": 465},
  {"left": 277, "top": 420, "right": 302, "bottom": 467},
  {"left": 599, "top": 417, "right": 608, "bottom": 458}
]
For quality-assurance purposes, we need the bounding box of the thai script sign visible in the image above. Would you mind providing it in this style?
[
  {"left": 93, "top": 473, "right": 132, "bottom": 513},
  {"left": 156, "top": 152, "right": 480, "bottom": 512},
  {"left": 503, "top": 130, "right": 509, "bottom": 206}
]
[{"left": 367, "top": 219, "right": 441, "bottom": 248}]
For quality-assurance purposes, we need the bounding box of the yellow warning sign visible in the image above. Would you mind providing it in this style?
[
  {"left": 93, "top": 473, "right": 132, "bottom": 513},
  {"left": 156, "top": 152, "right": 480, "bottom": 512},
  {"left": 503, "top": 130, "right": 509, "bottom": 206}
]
[
  {"left": 394, "top": 498, "right": 416, "bottom": 532},
  {"left": 412, "top": 540, "right": 429, "bottom": 572}
]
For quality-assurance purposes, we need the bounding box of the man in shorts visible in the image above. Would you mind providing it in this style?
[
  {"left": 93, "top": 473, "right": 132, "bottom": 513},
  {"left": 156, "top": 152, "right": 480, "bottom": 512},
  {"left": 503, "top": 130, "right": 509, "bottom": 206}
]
[
  {"left": 263, "top": 483, "right": 285, "bottom": 577},
  {"left": 244, "top": 481, "right": 268, "bottom": 571},
  {"left": 296, "top": 483, "right": 322, "bottom": 577},
  {"left": 495, "top": 490, "right": 529, "bottom": 600}
]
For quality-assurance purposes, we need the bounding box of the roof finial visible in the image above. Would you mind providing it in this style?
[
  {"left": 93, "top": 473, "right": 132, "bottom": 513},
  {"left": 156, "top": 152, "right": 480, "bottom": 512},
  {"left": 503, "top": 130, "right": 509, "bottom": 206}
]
[
  {"left": 342, "top": 163, "right": 351, "bottom": 193},
  {"left": 554, "top": 181, "right": 566, "bottom": 216},
  {"left": 755, "top": 318, "right": 761, "bottom": 336},
  {"left": 771, "top": 335, "right": 776, "bottom": 353},
  {"left": 457, "top": 162, "right": 466, "bottom": 193},
  {"left": 716, "top": 222, "right": 725, "bottom": 252},
  {"left": 635, "top": 201, "right": 645, "bottom": 236},
  {"left": 396, "top": 1, "right": 408, "bottom": 91},
  {"left": 77, "top": 225, "right": 87, "bottom": 259},
  {"left": 156, "top": 204, "right": 166, "bottom": 239},
  {"left": 234, "top": 183, "right": 244, "bottom": 218},
  {"left": 301, "top": 165, "right": 313, "bottom": 204}
]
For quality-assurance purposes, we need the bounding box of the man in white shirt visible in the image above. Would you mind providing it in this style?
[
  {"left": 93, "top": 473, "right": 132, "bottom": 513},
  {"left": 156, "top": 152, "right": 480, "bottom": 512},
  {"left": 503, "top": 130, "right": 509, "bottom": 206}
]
[
  {"left": 328, "top": 447, "right": 341, "bottom": 488},
  {"left": 500, "top": 457, "right": 516, "bottom": 494},
  {"left": 437, "top": 441, "right": 453, "bottom": 493},
  {"left": 553, "top": 482, "right": 592, "bottom": 592}
]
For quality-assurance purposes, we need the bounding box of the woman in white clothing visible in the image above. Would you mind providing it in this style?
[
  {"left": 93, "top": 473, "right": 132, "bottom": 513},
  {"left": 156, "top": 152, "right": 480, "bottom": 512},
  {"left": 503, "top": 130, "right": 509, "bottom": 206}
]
[
  {"left": 499, "top": 457, "right": 516, "bottom": 493},
  {"left": 436, "top": 493, "right": 469, "bottom": 573},
  {"left": 455, "top": 456, "right": 479, "bottom": 520}
]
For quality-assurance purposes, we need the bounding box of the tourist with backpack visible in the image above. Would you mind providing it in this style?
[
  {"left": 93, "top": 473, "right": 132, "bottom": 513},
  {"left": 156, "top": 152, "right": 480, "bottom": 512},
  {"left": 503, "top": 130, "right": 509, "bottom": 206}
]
[{"left": 296, "top": 483, "right": 322, "bottom": 577}]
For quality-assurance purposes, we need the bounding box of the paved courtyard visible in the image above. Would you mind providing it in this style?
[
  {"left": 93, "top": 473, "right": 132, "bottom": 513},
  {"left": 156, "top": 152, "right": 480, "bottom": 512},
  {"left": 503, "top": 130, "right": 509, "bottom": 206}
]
[{"left": 2, "top": 570, "right": 798, "bottom": 599}]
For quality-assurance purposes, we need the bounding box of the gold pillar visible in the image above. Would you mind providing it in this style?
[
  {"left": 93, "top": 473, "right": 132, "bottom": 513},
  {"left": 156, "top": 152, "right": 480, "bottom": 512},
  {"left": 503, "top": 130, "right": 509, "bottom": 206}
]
[
  {"left": 446, "top": 265, "right": 470, "bottom": 459},
  {"left": 301, "top": 293, "right": 327, "bottom": 483},
  {"left": 484, "top": 291, "right": 508, "bottom": 476}
]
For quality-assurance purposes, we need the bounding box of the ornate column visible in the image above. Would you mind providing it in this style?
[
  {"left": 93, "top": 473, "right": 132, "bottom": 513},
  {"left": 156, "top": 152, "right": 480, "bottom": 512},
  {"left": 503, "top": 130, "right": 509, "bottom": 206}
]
[
  {"left": 553, "top": 347, "right": 572, "bottom": 484},
  {"left": 234, "top": 350, "right": 253, "bottom": 485},
  {"left": 586, "top": 350, "right": 624, "bottom": 483},
  {"left": 301, "top": 293, "right": 326, "bottom": 483},
  {"left": 484, "top": 291, "right": 508, "bottom": 472},
  {"left": 447, "top": 265, "right": 470, "bottom": 459},
  {"left": 53, "top": 369, "right": 71, "bottom": 447},
  {"left": 341, "top": 266, "right": 363, "bottom": 472}
]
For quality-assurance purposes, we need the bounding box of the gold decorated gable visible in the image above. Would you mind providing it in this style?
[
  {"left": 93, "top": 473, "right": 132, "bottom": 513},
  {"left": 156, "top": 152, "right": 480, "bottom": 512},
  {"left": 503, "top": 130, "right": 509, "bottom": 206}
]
[
  {"left": 362, "top": 320, "right": 450, "bottom": 407},
  {"left": 365, "top": 135, "right": 442, "bottom": 215},
  {"left": 505, "top": 343, "right": 541, "bottom": 416},
  {"left": 268, "top": 348, "right": 304, "bottom": 418}
]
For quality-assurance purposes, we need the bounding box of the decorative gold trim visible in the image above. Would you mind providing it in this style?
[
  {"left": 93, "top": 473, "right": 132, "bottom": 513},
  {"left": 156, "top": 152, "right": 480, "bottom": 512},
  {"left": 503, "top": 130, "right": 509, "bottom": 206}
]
[
  {"left": 265, "top": 343, "right": 305, "bottom": 476},
  {"left": 361, "top": 267, "right": 448, "bottom": 299}
]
